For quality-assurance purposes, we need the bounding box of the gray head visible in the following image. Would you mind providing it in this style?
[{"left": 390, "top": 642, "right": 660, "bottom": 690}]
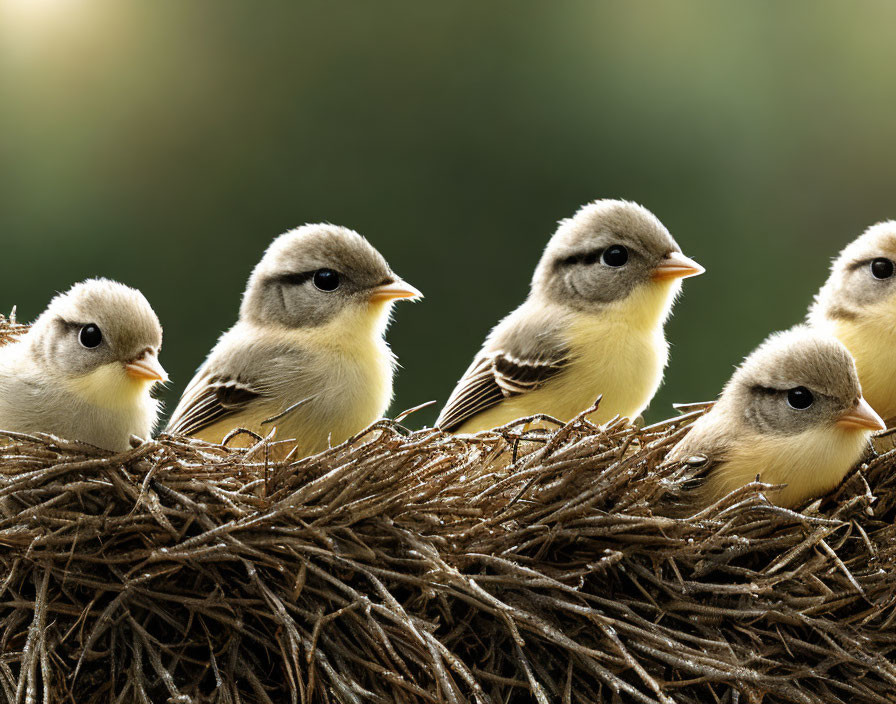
[
  {"left": 810, "top": 221, "right": 896, "bottom": 324},
  {"left": 28, "top": 278, "right": 166, "bottom": 384},
  {"left": 240, "top": 224, "right": 421, "bottom": 329},
  {"left": 531, "top": 200, "right": 703, "bottom": 313},
  {"left": 722, "top": 326, "right": 883, "bottom": 436}
]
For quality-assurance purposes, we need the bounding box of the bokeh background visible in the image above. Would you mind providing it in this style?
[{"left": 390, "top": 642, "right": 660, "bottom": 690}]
[{"left": 1, "top": 1, "right": 895, "bottom": 427}]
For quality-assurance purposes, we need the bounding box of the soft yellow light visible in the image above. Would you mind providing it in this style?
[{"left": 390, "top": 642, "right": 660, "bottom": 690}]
[
  {"left": 1, "top": 0, "right": 86, "bottom": 36},
  {"left": 0, "top": 0, "right": 85, "bottom": 58},
  {"left": 2, "top": 0, "right": 72, "bottom": 20}
]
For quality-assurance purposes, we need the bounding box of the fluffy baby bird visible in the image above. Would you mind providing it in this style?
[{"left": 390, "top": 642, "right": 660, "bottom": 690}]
[
  {"left": 166, "top": 224, "right": 420, "bottom": 456},
  {"left": 809, "top": 221, "right": 896, "bottom": 421},
  {"left": 0, "top": 279, "right": 167, "bottom": 451},
  {"left": 667, "top": 326, "right": 884, "bottom": 509},
  {"left": 436, "top": 199, "right": 703, "bottom": 433}
]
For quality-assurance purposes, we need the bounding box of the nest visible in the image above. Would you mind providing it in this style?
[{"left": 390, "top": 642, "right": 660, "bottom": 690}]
[{"left": 2, "top": 319, "right": 896, "bottom": 704}]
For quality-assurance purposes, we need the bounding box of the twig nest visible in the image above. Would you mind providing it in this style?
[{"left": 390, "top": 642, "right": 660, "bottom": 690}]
[{"left": 1, "top": 319, "right": 895, "bottom": 703}]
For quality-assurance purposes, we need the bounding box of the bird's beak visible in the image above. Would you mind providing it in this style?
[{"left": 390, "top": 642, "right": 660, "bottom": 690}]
[
  {"left": 836, "top": 398, "right": 886, "bottom": 431},
  {"left": 652, "top": 252, "right": 705, "bottom": 281},
  {"left": 125, "top": 351, "right": 168, "bottom": 383},
  {"left": 369, "top": 279, "right": 423, "bottom": 303}
]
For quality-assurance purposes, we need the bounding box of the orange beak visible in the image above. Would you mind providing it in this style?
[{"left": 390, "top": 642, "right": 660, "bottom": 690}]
[
  {"left": 369, "top": 279, "right": 423, "bottom": 304},
  {"left": 125, "top": 352, "right": 168, "bottom": 383},
  {"left": 652, "top": 252, "right": 705, "bottom": 282},
  {"left": 836, "top": 398, "right": 886, "bottom": 431}
]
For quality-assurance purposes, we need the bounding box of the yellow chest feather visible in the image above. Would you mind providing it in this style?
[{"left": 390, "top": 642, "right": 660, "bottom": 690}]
[
  {"left": 458, "top": 287, "right": 673, "bottom": 432},
  {"left": 703, "top": 426, "right": 868, "bottom": 508},
  {"left": 828, "top": 317, "right": 896, "bottom": 420},
  {"left": 197, "top": 307, "right": 396, "bottom": 456}
]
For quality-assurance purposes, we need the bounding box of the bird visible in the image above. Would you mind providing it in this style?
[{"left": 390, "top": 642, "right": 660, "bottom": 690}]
[
  {"left": 666, "top": 326, "right": 884, "bottom": 509},
  {"left": 166, "top": 223, "right": 421, "bottom": 457},
  {"left": 808, "top": 220, "right": 896, "bottom": 421},
  {"left": 0, "top": 279, "right": 167, "bottom": 451},
  {"left": 435, "top": 199, "right": 703, "bottom": 433}
]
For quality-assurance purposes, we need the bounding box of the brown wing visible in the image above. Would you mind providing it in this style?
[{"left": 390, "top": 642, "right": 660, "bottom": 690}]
[
  {"left": 166, "top": 372, "right": 263, "bottom": 437},
  {"left": 435, "top": 351, "right": 568, "bottom": 432}
]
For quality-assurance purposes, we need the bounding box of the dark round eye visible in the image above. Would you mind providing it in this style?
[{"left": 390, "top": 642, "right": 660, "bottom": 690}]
[
  {"left": 78, "top": 324, "right": 103, "bottom": 348},
  {"left": 787, "top": 386, "right": 814, "bottom": 410},
  {"left": 601, "top": 245, "right": 628, "bottom": 267},
  {"left": 871, "top": 258, "right": 894, "bottom": 280},
  {"left": 313, "top": 269, "right": 340, "bottom": 291}
]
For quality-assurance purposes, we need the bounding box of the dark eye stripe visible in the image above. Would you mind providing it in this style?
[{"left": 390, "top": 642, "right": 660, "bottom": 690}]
[
  {"left": 750, "top": 385, "right": 780, "bottom": 396},
  {"left": 270, "top": 272, "right": 316, "bottom": 287},
  {"left": 559, "top": 251, "right": 593, "bottom": 267},
  {"left": 752, "top": 384, "right": 827, "bottom": 401},
  {"left": 558, "top": 244, "right": 642, "bottom": 268},
  {"left": 55, "top": 318, "right": 90, "bottom": 332},
  {"left": 558, "top": 249, "right": 607, "bottom": 267}
]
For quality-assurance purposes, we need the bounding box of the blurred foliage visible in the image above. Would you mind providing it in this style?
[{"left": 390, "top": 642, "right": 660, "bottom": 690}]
[{"left": 1, "top": 0, "right": 895, "bottom": 427}]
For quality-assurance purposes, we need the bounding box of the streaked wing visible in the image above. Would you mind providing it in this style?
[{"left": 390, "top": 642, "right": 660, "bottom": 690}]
[
  {"left": 434, "top": 357, "right": 504, "bottom": 433},
  {"left": 436, "top": 351, "right": 568, "bottom": 432},
  {"left": 166, "top": 372, "right": 264, "bottom": 437}
]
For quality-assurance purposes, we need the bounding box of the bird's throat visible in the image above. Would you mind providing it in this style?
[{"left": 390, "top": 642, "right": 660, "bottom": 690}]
[{"left": 66, "top": 364, "right": 155, "bottom": 410}]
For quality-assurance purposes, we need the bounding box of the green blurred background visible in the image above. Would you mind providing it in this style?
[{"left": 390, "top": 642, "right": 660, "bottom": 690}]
[{"left": 1, "top": 1, "right": 894, "bottom": 427}]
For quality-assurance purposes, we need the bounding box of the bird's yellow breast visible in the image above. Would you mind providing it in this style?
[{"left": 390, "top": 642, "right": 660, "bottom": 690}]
[
  {"left": 826, "top": 315, "right": 896, "bottom": 420},
  {"left": 297, "top": 304, "right": 396, "bottom": 431},
  {"left": 195, "top": 304, "right": 396, "bottom": 456},
  {"left": 457, "top": 283, "right": 675, "bottom": 433},
  {"left": 702, "top": 425, "right": 868, "bottom": 508}
]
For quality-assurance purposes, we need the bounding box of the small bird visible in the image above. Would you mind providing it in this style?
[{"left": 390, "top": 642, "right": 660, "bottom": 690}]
[
  {"left": 808, "top": 220, "right": 896, "bottom": 421},
  {"left": 435, "top": 199, "right": 703, "bottom": 433},
  {"left": 166, "top": 223, "right": 421, "bottom": 456},
  {"left": 666, "top": 326, "right": 884, "bottom": 509},
  {"left": 0, "top": 279, "right": 167, "bottom": 451}
]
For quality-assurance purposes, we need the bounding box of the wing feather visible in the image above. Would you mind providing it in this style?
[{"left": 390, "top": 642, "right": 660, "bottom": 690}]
[
  {"left": 435, "top": 350, "right": 568, "bottom": 432},
  {"left": 166, "top": 372, "right": 264, "bottom": 437}
]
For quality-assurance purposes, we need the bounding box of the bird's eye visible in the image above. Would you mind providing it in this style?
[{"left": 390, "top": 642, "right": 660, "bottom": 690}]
[
  {"left": 786, "top": 386, "right": 814, "bottom": 410},
  {"left": 78, "top": 324, "right": 103, "bottom": 349},
  {"left": 870, "top": 258, "right": 895, "bottom": 280},
  {"left": 313, "top": 269, "right": 340, "bottom": 291},
  {"left": 601, "top": 245, "right": 628, "bottom": 267}
]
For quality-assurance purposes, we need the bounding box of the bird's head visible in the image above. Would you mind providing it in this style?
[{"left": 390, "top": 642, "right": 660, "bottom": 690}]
[
  {"left": 241, "top": 224, "right": 421, "bottom": 335},
  {"left": 28, "top": 279, "right": 166, "bottom": 406},
  {"left": 811, "top": 220, "right": 896, "bottom": 328},
  {"left": 723, "top": 326, "right": 884, "bottom": 438},
  {"left": 532, "top": 199, "right": 703, "bottom": 326}
]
